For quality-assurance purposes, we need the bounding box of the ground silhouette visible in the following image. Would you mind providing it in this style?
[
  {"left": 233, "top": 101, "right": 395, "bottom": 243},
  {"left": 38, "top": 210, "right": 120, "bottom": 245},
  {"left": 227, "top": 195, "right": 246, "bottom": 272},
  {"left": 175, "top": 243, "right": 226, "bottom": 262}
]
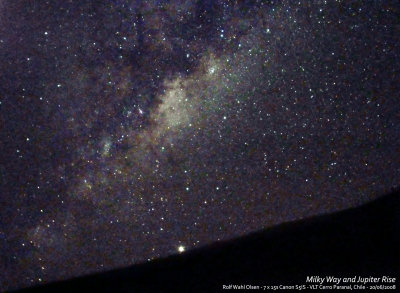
[{"left": 15, "top": 189, "right": 400, "bottom": 292}]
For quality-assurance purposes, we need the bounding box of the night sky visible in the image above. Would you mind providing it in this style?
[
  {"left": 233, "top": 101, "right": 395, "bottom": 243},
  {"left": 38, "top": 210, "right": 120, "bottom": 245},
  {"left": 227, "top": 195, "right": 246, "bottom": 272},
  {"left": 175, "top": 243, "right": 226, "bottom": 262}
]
[{"left": 1, "top": 0, "right": 399, "bottom": 291}]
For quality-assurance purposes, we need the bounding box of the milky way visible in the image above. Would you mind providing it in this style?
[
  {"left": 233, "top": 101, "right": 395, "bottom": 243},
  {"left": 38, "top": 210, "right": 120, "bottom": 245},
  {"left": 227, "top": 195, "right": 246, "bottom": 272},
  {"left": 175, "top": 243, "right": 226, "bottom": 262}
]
[{"left": 1, "top": 0, "right": 399, "bottom": 290}]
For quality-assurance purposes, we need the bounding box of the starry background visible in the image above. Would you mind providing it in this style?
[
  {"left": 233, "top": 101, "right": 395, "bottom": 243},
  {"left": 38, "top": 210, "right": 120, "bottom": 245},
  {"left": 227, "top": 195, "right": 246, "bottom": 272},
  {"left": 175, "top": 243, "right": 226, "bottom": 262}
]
[{"left": 0, "top": 0, "right": 399, "bottom": 290}]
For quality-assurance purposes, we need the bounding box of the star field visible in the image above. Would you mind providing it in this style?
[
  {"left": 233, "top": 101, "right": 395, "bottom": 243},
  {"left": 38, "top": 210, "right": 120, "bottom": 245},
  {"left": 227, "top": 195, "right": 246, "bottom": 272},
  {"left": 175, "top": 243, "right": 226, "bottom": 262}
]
[{"left": 0, "top": 0, "right": 399, "bottom": 290}]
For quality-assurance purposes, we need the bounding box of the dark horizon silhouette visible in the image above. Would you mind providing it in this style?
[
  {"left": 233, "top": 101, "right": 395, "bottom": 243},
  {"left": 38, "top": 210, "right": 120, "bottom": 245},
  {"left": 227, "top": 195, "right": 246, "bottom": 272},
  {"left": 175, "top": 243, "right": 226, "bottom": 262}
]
[{"left": 13, "top": 188, "right": 400, "bottom": 292}]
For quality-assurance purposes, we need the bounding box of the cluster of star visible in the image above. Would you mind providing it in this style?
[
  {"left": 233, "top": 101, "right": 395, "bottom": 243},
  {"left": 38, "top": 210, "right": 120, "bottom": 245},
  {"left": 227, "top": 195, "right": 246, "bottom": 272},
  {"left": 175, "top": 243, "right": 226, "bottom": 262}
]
[{"left": 0, "top": 0, "right": 399, "bottom": 291}]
